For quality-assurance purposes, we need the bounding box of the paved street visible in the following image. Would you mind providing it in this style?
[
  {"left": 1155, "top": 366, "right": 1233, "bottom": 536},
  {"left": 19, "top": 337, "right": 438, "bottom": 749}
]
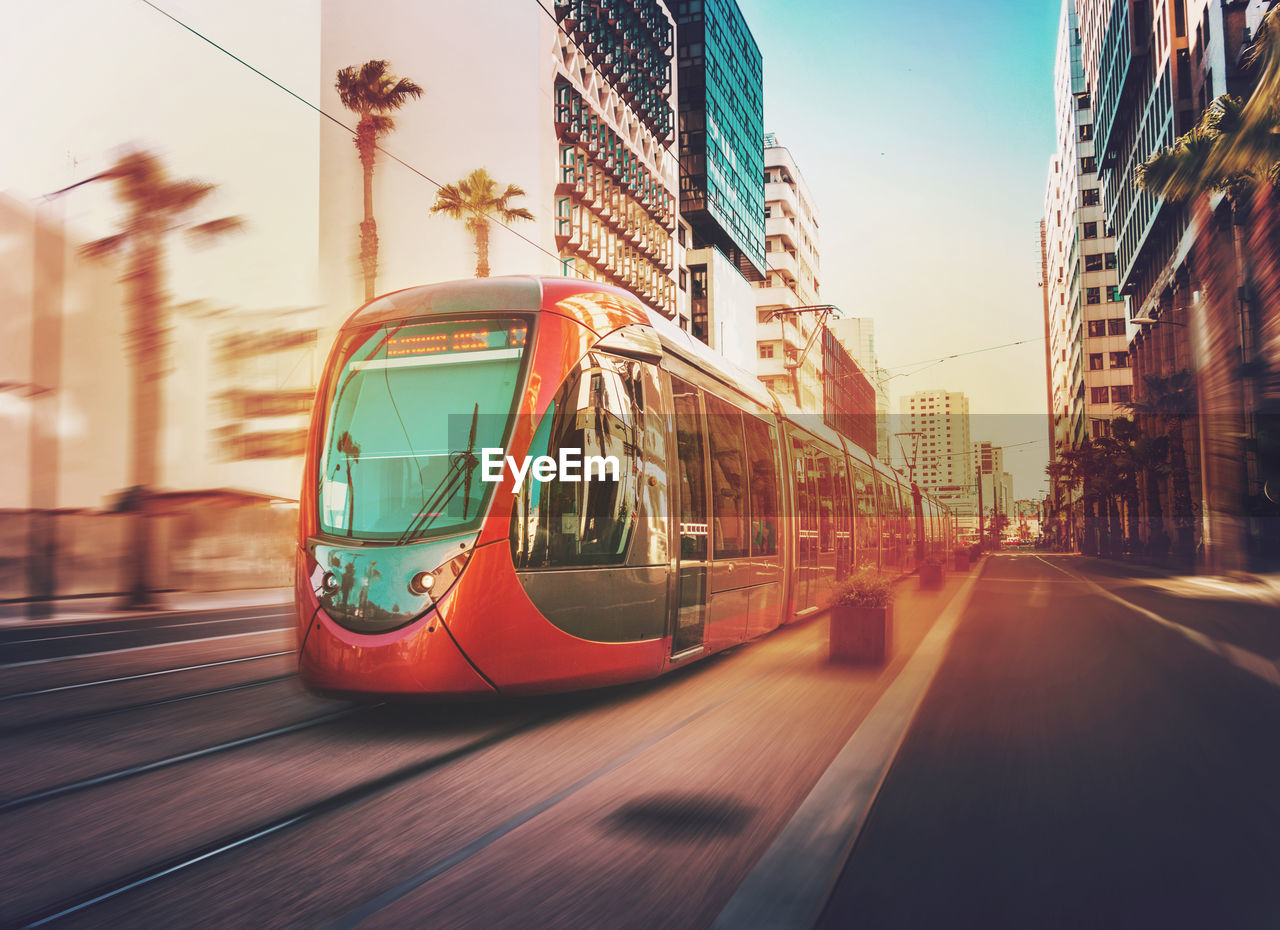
[
  {"left": 821, "top": 553, "right": 1280, "bottom": 930},
  {"left": 4, "top": 556, "right": 1278, "bottom": 928}
]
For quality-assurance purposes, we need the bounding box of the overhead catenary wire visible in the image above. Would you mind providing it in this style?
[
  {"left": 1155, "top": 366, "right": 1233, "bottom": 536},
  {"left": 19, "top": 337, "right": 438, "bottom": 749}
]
[{"left": 135, "top": 0, "right": 586, "bottom": 278}]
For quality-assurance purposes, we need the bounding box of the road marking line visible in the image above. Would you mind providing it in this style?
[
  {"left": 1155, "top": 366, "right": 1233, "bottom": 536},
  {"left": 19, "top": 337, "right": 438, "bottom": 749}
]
[
  {"left": 1035, "top": 556, "right": 1280, "bottom": 688},
  {"left": 712, "top": 564, "right": 986, "bottom": 930},
  {"left": 1, "top": 629, "right": 294, "bottom": 669}
]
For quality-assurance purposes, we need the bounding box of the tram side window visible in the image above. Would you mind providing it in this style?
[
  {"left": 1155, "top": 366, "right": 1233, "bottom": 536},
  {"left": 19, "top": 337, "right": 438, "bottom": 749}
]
[
  {"left": 509, "top": 352, "right": 642, "bottom": 568},
  {"left": 743, "top": 416, "right": 780, "bottom": 556},
  {"left": 834, "top": 458, "right": 852, "bottom": 574},
  {"left": 816, "top": 454, "right": 835, "bottom": 554},
  {"left": 877, "top": 475, "right": 900, "bottom": 567},
  {"left": 853, "top": 465, "right": 878, "bottom": 565},
  {"left": 672, "top": 378, "right": 708, "bottom": 561},
  {"left": 706, "top": 395, "right": 748, "bottom": 560},
  {"left": 792, "top": 435, "right": 812, "bottom": 565}
]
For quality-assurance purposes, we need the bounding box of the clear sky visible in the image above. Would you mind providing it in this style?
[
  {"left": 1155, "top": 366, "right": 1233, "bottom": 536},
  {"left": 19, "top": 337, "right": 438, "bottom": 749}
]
[
  {"left": 3, "top": 0, "right": 1062, "bottom": 500},
  {"left": 738, "top": 0, "right": 1062, "bottom": 498}
]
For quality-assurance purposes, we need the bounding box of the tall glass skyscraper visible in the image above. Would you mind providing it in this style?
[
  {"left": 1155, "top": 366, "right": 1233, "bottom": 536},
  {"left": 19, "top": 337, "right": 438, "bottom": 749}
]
[{"left": 674, "top": 0, "right": 765, "bottom": 280}]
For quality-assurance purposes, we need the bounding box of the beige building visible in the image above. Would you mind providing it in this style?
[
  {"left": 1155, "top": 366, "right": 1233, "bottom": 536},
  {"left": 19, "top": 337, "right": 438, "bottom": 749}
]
[
  {"left": 319, "top": 0, "right": 684, "bottom": 332},
  {"left": 753, "top": 134, "right": 823, "bottom": 414},
  {"left": 901, "top": 390, "right": 975, "bottom": 524}
]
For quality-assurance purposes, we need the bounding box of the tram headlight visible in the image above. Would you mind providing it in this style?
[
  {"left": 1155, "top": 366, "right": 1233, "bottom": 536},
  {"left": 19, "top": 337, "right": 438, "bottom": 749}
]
[{"left": 408, "top": 548, "right": 472, "bottom": 601}]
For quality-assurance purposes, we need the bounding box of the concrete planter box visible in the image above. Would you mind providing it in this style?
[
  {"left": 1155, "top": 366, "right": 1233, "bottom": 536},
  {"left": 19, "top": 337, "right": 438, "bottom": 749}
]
[
  {"left": 829, "top": 604, "right": 892, "bottom": 665},
  {"left": 953, "top": 552, "right": 970, "bottom": 572},
  {"left": 920, "top": 562, "right": 945, "bottom": 590}
]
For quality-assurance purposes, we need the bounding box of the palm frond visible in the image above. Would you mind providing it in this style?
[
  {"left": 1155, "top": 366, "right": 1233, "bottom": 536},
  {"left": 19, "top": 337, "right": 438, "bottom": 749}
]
[
  {"left": 80, "top": 233, "right": 128, "bottom": 260},
  {"left": 185, "top": 216, "right": 245, "bottom": 245}
]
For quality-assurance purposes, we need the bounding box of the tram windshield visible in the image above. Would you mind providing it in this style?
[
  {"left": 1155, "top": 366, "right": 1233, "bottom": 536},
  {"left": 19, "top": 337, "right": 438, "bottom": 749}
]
[{"left": 316, "top": 316, "right": 530, "bottom": 541}]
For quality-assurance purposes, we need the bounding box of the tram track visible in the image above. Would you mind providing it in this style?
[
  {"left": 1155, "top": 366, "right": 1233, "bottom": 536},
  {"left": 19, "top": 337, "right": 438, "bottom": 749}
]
[
  {"left": 0, "top": 704, "right": 369, "bottom": 816},
  {"left": 0, "top": 672, "right": 296, "bottom": 738},
  {"left": 10, "top": 639, "right": 821, "bottom": 930},
  {"left": 0, "top": 650, "right": 294, "bottom": 701},
  {"left": 8, "top": 709, "right": 569, "bottom": 930}
]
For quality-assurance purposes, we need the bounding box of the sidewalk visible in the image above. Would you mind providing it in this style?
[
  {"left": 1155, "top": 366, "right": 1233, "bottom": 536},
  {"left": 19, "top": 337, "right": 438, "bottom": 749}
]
[{"left": 0, "top": 587, "right": 293, "bottom": 628}]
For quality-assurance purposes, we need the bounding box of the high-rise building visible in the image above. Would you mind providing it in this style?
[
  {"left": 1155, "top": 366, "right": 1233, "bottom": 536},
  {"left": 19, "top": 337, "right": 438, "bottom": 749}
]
[
  {"left": 901, "top": 390, "right": 975, "bottom": 526},
  {"left": 1044, "top": 0, "right": 1134, "bottom": 539},
  {"left": 319, "top": 0, "right": 683, "bottom": 325},
  {"left": 753, "top": 134, "right": 823, "bottom": 413},
  {"left": 829, "top": 317, "right": 891, "bottom": 461},
  {"left": 972, "top": 440, "right": 1007, "bottom": 533},
  {"left": 1074, "top": 0, "right": 1268, "bottom": 566},
  {"left": 675, "top": 0, "right": 764, "bottom": 371}
]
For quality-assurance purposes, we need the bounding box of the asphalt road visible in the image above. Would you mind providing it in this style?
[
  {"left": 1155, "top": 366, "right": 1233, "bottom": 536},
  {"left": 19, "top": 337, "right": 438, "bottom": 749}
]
[{"left": 820, "top": 553, "right": 1280, "bottom": 930}]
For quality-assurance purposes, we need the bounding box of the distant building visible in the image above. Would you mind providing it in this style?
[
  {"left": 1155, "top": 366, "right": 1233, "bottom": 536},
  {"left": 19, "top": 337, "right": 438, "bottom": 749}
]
[
  {"left": 821, "top": 328, "right": 876, "bottom": 452},
  {"left": 829, "top": 317, "right": 890, "bottom": 461},
  {"left": 753, "top": 134, "right": 822, "bottom": 413},
  {"left": 901, "top": 390, "right": 975, "bottom": 526},
  {"left": 972, "top": 440, "right": 1008, "bottom": 532}
]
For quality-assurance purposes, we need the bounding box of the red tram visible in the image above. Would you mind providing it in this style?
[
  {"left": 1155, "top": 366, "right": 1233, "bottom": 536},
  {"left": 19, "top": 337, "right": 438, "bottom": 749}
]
[{"left": 296, "top": 277, "right": 953, "bottom": 697}]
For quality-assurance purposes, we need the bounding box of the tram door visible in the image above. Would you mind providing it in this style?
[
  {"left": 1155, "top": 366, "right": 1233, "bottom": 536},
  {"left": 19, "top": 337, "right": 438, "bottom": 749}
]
[{"left": 671, "top": 380, "right": 709, "bottom": 655}]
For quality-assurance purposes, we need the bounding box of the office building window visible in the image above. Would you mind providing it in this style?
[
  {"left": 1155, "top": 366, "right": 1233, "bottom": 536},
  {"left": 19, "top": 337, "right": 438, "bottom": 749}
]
[
  {"left": 1088, "top": 320, "right": 1107, "bottom": 337},
  {"left": 1113, "top": 384, "right": 1132, "bottom": 404},
  {"left": 1085, "top": 254, "right": 1104, "bottom": 272},
  {"left": 1107, "top": 285, "right": 1123, "bottom": 303},
  {"left": 1107, "top": 318, "right": 1126, "bottom": 335},
  {"left": 1091, "top": 386, "right": 1110, "bottom": 404},
  {"left": 1081, "top": 156, "right": 1097, "bottom": 174},
  {"left": 1078, "top": 123, "right": 1094, "bottom": 141},
  {"left": 1087, "top": 287, "right": 1101, "bottom": 304},
  {"left": 1084, "top": 221, "right": 1098, "bottom": 239},
  {"left": 759, "top": 343, "right": 774, "bottom": 359},
  {"left": 1111, "top": 351, "right": 1129, "bottom": 368},
  {"left": 1105, "top": 252, "right": 1117, "bottom": 269},
  {"left": 1082, "top": 189, "right": 1101, "bottom": 206},
  {"left": 1089, "top": 353, "right": 1105, "bottom": 370}
]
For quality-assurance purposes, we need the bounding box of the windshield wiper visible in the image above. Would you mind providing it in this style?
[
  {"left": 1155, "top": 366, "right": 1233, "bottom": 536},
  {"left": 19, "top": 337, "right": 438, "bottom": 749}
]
[{"left": 394, "top": 403, "right": 481, "bottom": 545}]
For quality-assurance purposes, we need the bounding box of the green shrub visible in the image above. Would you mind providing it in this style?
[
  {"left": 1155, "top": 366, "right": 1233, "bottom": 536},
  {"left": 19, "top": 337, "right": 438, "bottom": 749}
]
[{"left": 834, "top": 566, "right": 895, "bottom": 608}]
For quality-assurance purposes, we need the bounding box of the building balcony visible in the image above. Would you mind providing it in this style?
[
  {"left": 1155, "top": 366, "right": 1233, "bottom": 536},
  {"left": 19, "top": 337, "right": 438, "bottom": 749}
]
[
  {"left": 753, "top": 284, "right": 799, "bottom": 310},
  {"left": 763, "top": 248, "right": 798, "bottom": 282},
  {"left": 765, "top": 181, "right": 799, "bottom": 215},
  {"left": 766, "top": 214, "right": 797, "bottom": 248}
]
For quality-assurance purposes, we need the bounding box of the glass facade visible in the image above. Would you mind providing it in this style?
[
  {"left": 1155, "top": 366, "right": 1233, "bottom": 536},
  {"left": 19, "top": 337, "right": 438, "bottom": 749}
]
[
  {"left": 675, "top": 0, "right": 766, "bottom": 280},
  {"left": 552, "top": 1, "right": 679, "bottom": 317}
]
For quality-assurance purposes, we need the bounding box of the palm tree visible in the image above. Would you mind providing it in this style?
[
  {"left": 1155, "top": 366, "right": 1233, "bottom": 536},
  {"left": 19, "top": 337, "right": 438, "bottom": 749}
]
[
  {"left": 336, "top": 59, "right": 423, "bottom": 301},
  {"left": 1112, "top": 416, "right": 1171, "bottom": 556},
  {"left": 431, "top": 168, "right": 534, "bottom": 277},
  {"left": 1126, "top": 372, "right": 1198, "bottom": 560},
  {"left": 78, "top": 149, "right": 242, "bottom": 608}
]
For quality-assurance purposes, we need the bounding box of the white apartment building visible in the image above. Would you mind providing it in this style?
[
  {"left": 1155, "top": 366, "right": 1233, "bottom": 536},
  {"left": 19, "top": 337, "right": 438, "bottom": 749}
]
[
  {"left": 319, "top": 0, "right": 685, "bottom": 331},
  {"left": 754, "top": 133, "right": 823, "bottom": 415},
  {"left": 829, "top": 316, "right": 890, "bottom": 461},
  {"left": 1043, "top": 0, "right": 1133, "bottom": 461},
  {"left": 900, "top": 390, "right": 975, "bottom": 523}
]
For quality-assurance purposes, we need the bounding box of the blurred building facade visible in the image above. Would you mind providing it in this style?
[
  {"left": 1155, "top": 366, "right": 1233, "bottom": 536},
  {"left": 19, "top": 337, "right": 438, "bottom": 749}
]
[
  {"left": 1043, "top": 0, "right": 1134, "bottom": 546},
  {"left": 753, "top": 134, "right": 822, "bottom": 413},
  {"left": 1075, "top": 0, "right": 1279, "bottom": 568}
]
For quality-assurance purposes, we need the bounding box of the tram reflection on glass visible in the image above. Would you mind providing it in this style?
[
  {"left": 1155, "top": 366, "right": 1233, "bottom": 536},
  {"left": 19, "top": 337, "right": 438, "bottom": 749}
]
[{"left": 296, "top": 277, "right": 953, "bottom": 697}]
